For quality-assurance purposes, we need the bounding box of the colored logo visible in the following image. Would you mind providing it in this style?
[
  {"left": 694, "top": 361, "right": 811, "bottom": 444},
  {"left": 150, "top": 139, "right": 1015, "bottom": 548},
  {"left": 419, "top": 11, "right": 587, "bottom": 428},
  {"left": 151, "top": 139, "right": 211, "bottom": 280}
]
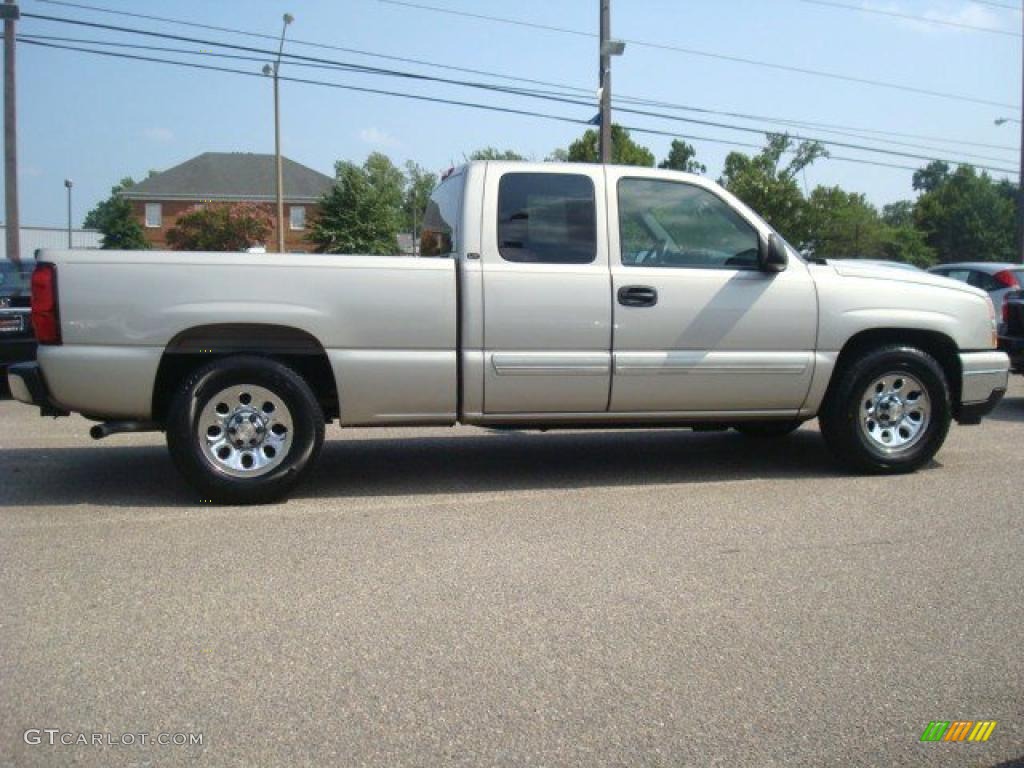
[{"left": 920, "top": 721, "right": 997, "bottom": 742}]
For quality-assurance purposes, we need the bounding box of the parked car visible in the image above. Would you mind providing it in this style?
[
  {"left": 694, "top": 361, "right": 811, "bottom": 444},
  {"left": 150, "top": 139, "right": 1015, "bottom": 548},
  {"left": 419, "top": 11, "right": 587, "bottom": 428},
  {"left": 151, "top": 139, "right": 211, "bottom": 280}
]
[
  {"left": 928, "top": 262, "right": 1024, "bottom": 331},
  {"left": 7, "top": 163, "right": 1010, "bottom": 503},
  {"left": 827, "top": 259, "right": 922, "bottom": 272},
  {"left": 999, "top": 289, "right": 1024, "bottom": 374},
  {"left": 0, "top": 258, "right": 37, "bottom": 377}
]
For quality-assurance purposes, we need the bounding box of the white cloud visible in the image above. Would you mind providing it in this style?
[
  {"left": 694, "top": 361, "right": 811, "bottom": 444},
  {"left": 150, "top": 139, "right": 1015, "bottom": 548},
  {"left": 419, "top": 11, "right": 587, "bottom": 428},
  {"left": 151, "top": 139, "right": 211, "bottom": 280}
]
[
  {"left": 359, "top": 127, "right": 402, "bottom": 148},
  {"left": 863, "top": 1, "right": 1004, "bottom": 35},
  {"left": 143, "top": 127, "right": 175, "bottom": 143},
  {"left": 922, "top": 3, "right": 1000, "bottom": 29}
]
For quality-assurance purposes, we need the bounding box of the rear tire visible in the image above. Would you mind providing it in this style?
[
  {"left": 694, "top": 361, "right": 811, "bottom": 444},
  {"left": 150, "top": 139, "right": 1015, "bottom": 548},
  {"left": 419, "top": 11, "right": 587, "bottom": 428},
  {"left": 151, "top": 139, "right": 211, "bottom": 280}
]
[
  {"left": 166, "top": 356, "right": 324, "bottom": 504},
  {"left": 819, "top": 345, "right": 950, "bottom": 474}
]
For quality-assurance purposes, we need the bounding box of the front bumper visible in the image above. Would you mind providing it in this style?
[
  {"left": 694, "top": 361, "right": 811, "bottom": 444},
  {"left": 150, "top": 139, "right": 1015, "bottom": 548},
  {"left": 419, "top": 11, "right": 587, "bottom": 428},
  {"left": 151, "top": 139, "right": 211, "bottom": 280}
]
[
  {"left": 6, "top": 362, "right": 68, "bottom": 416},
  {"left": 956, "top": 351, "right": 1010, "bottom": 425}
]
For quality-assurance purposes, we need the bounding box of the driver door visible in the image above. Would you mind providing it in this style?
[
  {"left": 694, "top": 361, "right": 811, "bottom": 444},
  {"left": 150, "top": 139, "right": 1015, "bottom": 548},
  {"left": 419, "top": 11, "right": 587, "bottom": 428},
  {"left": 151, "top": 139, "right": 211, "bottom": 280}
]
[{"left": 607, "top": 169, "right": 817, "bottom": 414}]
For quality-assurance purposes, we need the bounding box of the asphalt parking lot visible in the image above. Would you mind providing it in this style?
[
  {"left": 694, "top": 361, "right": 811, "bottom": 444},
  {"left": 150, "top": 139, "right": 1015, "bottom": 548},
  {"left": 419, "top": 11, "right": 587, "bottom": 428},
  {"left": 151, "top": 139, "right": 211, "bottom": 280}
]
[{"left": 1, "top": 381, "right": 1022, "bottom": 768}]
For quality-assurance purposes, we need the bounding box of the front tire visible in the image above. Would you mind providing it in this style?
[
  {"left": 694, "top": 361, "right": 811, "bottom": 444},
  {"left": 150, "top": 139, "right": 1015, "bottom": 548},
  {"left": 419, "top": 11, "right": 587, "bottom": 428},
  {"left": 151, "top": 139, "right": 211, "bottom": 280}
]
[
  {"left": 166, "top": 356, "right": 325, "bottom": 504},
  {"left": 819, "top": 345, "right": 951, "bottom": 474}
]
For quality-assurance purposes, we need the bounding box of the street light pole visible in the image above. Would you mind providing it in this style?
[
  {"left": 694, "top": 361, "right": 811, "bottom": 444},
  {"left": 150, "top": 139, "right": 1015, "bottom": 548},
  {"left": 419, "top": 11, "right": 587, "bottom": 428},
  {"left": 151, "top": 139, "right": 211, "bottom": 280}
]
[
  {"left": 64, "top": 179, "right": 72, "bottom": 247},
  {"left": 3, "top": 0, "right": 20, "bottom": 264},
  {"left": 266, "top": 13, "right": 293, "bottom": 254}
]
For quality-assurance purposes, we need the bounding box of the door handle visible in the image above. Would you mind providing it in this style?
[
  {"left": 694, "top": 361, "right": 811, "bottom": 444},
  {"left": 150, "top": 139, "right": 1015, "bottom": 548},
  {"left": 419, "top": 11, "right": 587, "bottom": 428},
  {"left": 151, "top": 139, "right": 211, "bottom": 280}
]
[{"left": 618, "top": 285, "right": 658, "bottom": 307}]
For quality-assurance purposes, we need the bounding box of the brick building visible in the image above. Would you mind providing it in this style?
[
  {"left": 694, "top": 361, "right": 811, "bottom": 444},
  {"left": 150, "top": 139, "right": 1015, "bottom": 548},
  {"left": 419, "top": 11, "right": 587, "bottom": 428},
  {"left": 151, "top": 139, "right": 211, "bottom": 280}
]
[{"left": 121, "top": 152, "right": 334, "bottom": 252}]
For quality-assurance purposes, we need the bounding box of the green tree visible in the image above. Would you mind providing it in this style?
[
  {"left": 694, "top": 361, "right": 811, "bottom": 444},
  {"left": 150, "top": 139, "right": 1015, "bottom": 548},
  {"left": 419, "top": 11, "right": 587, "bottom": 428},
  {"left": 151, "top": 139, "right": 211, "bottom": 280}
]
[
  {"left": 404, "top": 160, "right": 438, "bottom": 243},
  {"left": 309, "top": 153, "right": 405, "bottom": 254},
  {"left": 658, "top": 139, "right": 705, "bottom": 174},
  {"left": 801, "top": 186, "right": 936, "bottom": 266},
  {"left": 803, "top": 186, "right": 884, "bottom": 258},
  {"left": 83, "top": 177, "right": 149, "bottom": 250},
  {"left": 719, "top": 133, "right": 827, "bottom": 245},
  {"left": 566, "top": 124, "right": 655, "bottom": 167},
  {"left": 165, "top": 202, "right": 272, "bottom": 251},
  {"left": 878, "top": 224, "right": 936, "bottom": 268},
  {"left": 881, "top": 200, "right": 914, "bottom": 228},
  {"left": 913, "top": 164, "right": 1015, "bottom": 263},
  {"left": 468, "top": 147, "right": 526, "bottom": 161},
  {"left": 912, "top": 161, "right": 950, "bottom": 194}
]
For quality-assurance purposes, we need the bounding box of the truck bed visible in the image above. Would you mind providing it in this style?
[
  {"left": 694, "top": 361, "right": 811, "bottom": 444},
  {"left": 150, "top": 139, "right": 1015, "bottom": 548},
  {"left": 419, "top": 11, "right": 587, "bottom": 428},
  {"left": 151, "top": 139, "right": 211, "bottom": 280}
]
[{"left": 34, "top": 249, "right": 459, "bottom": 424}]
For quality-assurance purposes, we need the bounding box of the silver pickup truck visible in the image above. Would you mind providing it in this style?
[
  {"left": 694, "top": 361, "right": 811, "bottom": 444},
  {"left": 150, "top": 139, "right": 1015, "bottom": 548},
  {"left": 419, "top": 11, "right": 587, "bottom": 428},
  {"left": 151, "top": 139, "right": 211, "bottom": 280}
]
[{"left": 7, "top": 162, "right": 1010, "bottom": 503}]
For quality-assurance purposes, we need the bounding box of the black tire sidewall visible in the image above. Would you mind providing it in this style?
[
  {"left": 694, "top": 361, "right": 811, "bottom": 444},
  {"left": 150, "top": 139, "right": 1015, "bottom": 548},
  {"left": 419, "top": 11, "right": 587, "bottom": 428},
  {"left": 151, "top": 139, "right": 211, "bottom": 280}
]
[
  {"left": 167, "top": 356, "right": 324, "bottom": 503},
  {"left": 823, "top": 346, "right": 951, "bottom": 473}
]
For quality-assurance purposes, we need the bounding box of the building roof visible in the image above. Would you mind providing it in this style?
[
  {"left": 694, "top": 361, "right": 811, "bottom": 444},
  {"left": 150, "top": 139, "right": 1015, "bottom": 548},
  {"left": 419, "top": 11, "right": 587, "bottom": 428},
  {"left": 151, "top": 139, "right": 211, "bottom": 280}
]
[{"left": 121, "top": 152, "right": 334, "bottom": 203}]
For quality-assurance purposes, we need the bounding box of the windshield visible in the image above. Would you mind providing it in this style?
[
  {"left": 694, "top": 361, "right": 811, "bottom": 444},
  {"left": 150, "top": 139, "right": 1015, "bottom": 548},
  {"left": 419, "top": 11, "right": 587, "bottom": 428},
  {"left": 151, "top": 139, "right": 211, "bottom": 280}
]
[{"left": 0, "top": 260, "right": 34, "bottom": 297}]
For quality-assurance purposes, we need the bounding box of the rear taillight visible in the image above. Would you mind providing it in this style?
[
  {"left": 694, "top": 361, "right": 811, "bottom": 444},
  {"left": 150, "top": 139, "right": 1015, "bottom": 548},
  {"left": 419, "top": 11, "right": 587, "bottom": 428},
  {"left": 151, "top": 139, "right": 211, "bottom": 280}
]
[
  {"left": 31, "top": 263, "right": 61, "bottom": 345},
  {"left": 994, "top": 270, "right": 1021, "bottom": 289}
]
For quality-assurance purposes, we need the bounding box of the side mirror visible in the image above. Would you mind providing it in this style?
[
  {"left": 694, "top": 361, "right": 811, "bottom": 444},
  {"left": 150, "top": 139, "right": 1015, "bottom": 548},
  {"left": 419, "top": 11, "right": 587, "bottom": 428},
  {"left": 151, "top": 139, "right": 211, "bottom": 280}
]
[{"left": 758, "top": 233, "right": 788, "bottom": 273}]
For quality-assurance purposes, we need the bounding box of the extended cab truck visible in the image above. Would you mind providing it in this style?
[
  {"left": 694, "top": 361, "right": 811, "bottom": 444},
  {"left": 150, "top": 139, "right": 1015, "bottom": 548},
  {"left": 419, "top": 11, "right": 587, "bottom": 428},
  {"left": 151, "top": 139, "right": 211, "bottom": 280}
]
[{"left": 7, "top": 162, "right": 1011, "bottom": 503}]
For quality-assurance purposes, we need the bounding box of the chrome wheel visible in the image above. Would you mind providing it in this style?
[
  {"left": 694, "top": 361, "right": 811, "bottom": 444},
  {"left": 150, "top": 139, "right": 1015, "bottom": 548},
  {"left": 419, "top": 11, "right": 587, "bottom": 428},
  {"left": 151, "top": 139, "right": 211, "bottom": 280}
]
[
  {"left": 198, "top": 385, "right": 293, "bottom": 478},
  {"left": 859, "top": 372, "right": 931, "bottom": 454}
]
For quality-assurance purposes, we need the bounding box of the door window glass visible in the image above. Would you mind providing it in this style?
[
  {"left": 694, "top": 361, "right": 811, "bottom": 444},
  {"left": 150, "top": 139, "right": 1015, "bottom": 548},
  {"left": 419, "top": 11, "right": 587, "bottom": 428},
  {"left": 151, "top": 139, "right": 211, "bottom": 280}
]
[
  {"left": 618, "top": 178, "right": 759, "bottom": 269},
  {"left": 497, "top": 173, "right": 596, "bottom": 264}
]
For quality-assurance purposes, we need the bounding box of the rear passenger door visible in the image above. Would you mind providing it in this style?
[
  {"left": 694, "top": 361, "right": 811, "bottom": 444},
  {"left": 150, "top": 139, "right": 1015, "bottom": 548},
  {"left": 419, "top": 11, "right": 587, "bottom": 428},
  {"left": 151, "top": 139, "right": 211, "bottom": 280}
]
[{"left": 480, "top": 166, "right": 612, "bottom": 414}]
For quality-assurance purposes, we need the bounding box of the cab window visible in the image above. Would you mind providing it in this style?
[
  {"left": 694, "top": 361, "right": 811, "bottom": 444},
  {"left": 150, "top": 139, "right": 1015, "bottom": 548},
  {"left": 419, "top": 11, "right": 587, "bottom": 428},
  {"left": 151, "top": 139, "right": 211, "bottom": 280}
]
[
  {"left": 420, "top": 170, "right": 464, "bottom": 257},
  {"left": 497, "top": 173, "right": 596, "bottom": 264},
  {"left": 618, "top": 178, "right": 759, "bottom": 269}
]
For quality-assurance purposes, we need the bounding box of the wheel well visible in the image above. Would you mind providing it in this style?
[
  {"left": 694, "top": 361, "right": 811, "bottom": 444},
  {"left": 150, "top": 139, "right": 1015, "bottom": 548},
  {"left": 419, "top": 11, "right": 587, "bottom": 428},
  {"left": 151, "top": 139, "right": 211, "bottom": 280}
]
[
  {"left": 151, "top": 324, "right": 339, "bottom": 423},
  {"left": 827, "top": 328, "right": 962, "bottom": 406}
]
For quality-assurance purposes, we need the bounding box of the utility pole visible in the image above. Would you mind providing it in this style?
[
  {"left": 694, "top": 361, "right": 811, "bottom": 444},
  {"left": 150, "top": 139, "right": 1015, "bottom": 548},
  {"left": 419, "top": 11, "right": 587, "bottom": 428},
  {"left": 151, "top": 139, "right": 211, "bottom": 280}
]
[
  {"left": 3, "top": 0, "right": 20, "bottom": 264},
  {"left": 1019, "top": 7, "right": 1024, "bottom": 264},
  {"left": 598, "top": 0, "right": 611, "bottom": 164}
]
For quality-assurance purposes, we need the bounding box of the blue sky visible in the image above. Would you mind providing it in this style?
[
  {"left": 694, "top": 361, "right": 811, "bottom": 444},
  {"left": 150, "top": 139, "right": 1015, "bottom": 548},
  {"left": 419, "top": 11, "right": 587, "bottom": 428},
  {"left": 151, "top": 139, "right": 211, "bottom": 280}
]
[{"left": 7, "top": 0, "right": 1022, "bottom": 227}]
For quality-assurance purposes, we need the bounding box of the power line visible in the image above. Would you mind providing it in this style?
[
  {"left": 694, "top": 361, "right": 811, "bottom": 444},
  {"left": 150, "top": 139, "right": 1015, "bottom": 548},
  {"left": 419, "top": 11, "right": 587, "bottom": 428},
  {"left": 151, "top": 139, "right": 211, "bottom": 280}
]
[
  {"left": 373, "top": 0, "right": 1019, "bottom": 109},
  {"left": 19, "top": 37, "right": 969, "bottom": 175},
  {"left": 20, "top": 31, "right": 1019, "bottom": 166},
  {"left": 970, "top": 0, "right": 1021, "bottom": 11},
  {"left": 33, "top": 0, "right": 586, "bottom": 98},
  {"left": 31, "top": 0, "right": 1021, "bottom": 154},
  {"left": 19, "top": 13, "right": 1020, "bottom": 173},
  {"left": 800, "top": 0, "right": 1022, "bottom": 36}
]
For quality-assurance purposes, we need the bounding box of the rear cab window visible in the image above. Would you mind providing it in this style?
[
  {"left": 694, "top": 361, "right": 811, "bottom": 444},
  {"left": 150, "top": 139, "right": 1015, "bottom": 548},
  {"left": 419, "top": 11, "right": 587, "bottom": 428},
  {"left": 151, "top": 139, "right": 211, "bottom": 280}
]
[
  {"left": 496, "top": 173, "right": 596, "bottom": 265},
  {"left": 420, "top": 169, "right": 465, "bottom": 257}
]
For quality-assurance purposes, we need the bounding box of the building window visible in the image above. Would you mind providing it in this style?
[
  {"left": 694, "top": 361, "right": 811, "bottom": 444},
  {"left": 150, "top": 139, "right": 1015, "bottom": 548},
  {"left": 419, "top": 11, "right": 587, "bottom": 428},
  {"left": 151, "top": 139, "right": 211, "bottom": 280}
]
[
  {"left": 145, "top": 203, "right": 162, "bottom": 228},
  {"left": 289, "top": 206, "right": 306, "bottom": 230}
]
